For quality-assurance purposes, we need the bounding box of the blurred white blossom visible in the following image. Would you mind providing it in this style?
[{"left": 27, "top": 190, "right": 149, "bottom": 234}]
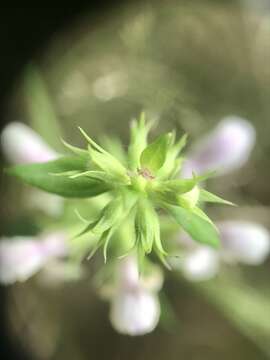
[
  {"left": 0, "top": 232, "right": 68, "bottom": 284},
  {"left": 175, "top": 221, "right": 270, "bottom": 281},
  {"left": 108, "top": 256, "right": 162, "bottom": 335},
  {"left": 181, "top": 116, "right": 256, "bottom": 177},
  {"left": 218, "top": 221, "right": 270, "bottom": 265},
  {"left": 179, "top": 245, "right": 219, "bottom": 281}
]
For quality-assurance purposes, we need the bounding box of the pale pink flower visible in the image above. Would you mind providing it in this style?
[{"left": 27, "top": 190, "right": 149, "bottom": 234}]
[
  {"left": 181, "top": 116, "right": 256, "bottom": 177},
  {"left": 0, "top": 232, "right": 68, "bottom": 284}
]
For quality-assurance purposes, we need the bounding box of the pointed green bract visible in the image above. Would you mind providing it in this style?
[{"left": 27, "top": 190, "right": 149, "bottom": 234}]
[
  {"left": 61, "top": 138, "right": 89, "bottom": 157},
  {"left": 191, "top": 206, "right": 218, "bottom": 230},
  {"left": 199, "top": 189, "right": 235, "bottom": 206}
]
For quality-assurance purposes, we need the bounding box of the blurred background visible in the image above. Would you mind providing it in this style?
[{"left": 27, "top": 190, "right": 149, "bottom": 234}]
[{"left": 1, "top": 1, "right": 270, "bottom": 359}]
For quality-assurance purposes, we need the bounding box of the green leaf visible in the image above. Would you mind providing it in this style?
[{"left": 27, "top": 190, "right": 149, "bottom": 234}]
[
  {"left": 6, "top": 156, "right": 110, "bottom": 198},
  {"left": 199, "top": 189, "right": 235, "bottom": 206},
  {"left": 140, "top": 134, "right": 171, "bottom": 173},
  {"left": 191, "top": 206, "right": 218, "bottom": 230},
  {"left": 166, "top": 204, "right": 220, "bottom": 247}
]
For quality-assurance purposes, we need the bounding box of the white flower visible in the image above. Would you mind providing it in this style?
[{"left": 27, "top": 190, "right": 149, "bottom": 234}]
[
  {"left": 175, "top": 221, "right": 270, "bottom": 281},
  {"left": 179, "top": 246, "right": 219, "bottom": 281},
  {"left": 181, "top": 116, "right": 256, "bottom": 177},
  {"left": 0, "top": 232, "right": 68, "bottom": 284},
  {"left": 108, "top": 256, "right": 163, "bottom": 335},
  {"left": 110, "top": 287, "right": 160, "bottom": 336},
  {"left": 1, "top": 122, "right": 58, "bottom": 164}
]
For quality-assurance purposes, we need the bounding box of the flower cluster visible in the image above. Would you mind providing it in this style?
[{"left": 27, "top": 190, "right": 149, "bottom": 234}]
[
  {"left": 6, "top": 115, "right": 229, "bottom": 265},
  {"left": 1, "top": 114, "right": 269, "bottom": 336}
]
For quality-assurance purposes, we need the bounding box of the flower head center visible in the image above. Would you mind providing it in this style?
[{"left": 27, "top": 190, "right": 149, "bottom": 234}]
[{"left": 138, "top": 168, "right": 155, "bottom": 180}]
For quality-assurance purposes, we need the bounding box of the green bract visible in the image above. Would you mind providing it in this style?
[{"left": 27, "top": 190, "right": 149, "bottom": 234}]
[{"left": 6, "top": 114, "right": 234, "bottom": 267}]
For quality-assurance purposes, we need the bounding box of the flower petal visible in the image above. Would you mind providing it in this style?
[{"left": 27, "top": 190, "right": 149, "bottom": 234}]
[
  {"left": 110, "top": 288, "right": 160, "bottom": 335},
  {"left": 218, "top": 221, "right": 270, "bottom": 265},
  {"left": 1, "top": 122, "right": 58, "bottom": 164},
  {"left": 182, "top": 116, "right": 256, "bottom": 177}
]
